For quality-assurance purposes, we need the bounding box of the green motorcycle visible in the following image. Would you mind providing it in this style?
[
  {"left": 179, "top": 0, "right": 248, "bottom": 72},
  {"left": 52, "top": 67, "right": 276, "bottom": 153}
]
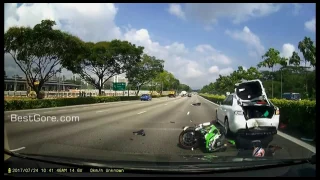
[{"left": 178, "top": 122, "right": 227, "bottom": 152}]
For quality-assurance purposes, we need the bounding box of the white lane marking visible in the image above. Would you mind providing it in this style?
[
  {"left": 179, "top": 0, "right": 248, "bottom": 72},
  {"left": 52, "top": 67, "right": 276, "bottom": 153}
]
[
  {"left": 43, "top": 111, "right": 52, "bottom": 114},
  {"left": 199, "top": 95, "right": 316, "bottom": 152},
  {"left": 96, "top": 110, "right": 109, "bottom": 113},
  {"left": 137, "top": 111, "right": 147, "bottom": 115},
  {"left": 27, "top": 113, "right": 37, "bottom": 116},
  {"left": 164, "top": 104, "right": 168, "bottom": 105},
  {"left": 277, "top": 131, "right": 316, "bottom": 153},
  {"left": 187, "top": 111, "right": 190, "bottom": 115},
  {"left": 10, "top": 147, "right": 26, "bottom": 152},
  {"left": 57, "top": 109, "right": 67, "bottom": 112}
]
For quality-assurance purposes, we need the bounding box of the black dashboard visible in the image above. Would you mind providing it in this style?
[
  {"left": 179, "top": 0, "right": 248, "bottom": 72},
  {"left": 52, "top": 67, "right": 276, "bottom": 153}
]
[{"left": 4, "top": 156, "right": 316, "bottom": 177}]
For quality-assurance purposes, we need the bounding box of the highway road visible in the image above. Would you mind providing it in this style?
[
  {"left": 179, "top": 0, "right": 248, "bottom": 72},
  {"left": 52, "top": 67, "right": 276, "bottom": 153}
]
[{"left": 5, "top": 95, "right": 315, "bottom": 162}]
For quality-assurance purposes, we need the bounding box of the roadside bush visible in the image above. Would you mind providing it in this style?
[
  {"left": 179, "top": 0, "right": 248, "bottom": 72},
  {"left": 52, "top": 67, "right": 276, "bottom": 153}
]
[
  {"left": 200, "top": 94, "right": 316, "bottom": 137},
  {"left": 200, "top": 94, "right": 226, "bottom": 104},
  {"left": 4, "top": 94, "right": 169, "bottom": 111},
  {"left": 270, "top": 99, "right": 315, "bottom": 136},
  {"left": 5, "top": 96, "right": 139, "bottom": 111}
]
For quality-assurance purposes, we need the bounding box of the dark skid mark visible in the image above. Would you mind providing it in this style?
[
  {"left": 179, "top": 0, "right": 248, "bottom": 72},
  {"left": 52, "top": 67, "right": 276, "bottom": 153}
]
[
  {"left": 130, "top": 138, "right": 134, "bottom": 140},
  {"left": 170, "top": 121, "right": 175, "bottom": 123},
  {"left": 191, "top": 102, "right": 201, "bottom": 106},
  {"left": 133, "top": 129, "right": 145, "bottom": 136}
]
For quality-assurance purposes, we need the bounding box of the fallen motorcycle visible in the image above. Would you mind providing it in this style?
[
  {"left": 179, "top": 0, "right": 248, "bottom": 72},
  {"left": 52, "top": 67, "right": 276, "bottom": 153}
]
[{"left": 178, "top": 121, "right": 227, "bottom": 152}]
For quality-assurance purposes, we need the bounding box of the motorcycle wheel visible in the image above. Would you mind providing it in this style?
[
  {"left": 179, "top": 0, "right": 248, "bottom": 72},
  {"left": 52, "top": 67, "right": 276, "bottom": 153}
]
[{"left": 178, "top": 128, "right": 200, "bottom": 150}]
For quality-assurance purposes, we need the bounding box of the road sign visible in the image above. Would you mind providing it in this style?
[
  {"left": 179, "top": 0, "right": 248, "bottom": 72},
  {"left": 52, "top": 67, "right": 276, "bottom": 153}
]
[{"left": 113, "top": 82, "right": 126, "bottom": 91}]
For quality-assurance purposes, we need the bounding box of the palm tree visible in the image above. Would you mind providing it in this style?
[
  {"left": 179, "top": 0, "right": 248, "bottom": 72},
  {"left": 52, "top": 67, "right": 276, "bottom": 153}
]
[{"left": 257, "top": 48, "right": 281, "bottom": 98}]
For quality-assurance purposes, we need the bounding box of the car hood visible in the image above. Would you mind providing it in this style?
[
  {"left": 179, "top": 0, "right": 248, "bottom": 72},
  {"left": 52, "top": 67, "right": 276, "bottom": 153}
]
[
  {"left": 11, "top": 142, "right": 296, "bottom": 165},
  {"left": 235, "top": 79, "right": 267, "bottom": 102}
]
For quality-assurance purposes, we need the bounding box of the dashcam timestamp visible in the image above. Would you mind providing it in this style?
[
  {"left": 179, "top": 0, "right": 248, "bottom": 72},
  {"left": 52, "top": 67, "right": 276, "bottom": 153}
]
[{"left": 7, "top": 168, "right": 124, "bottom": 173}]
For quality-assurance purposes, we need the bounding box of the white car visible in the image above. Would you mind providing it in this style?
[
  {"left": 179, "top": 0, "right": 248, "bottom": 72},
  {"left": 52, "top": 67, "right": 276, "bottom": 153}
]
[{"left": 216, "top": 79, "right": 280, "bottom": 137}]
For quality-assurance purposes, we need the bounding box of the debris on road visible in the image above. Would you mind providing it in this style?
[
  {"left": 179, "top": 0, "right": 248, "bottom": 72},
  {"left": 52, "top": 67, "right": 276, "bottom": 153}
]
[
  {"left": 170, "top": 121, "right": 175, "bottom": 123},
  {"left": 190, "top": 120, "right": 193, "bottom": 122},
  {"left": 130, "top": 138, "right": 134, "bottom": 140},
  {"left": 133, "top": 129, "right": 145, "bottom": 136},
  {"left": 228, "top": 140, "right": 236, "bottom": 146},
  {"left": 191, "top": 103, "right": 201, "bottom": 106}
]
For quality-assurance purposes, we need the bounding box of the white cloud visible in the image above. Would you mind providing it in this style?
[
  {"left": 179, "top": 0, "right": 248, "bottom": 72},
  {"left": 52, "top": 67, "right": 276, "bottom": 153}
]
[
  {"left": 195, "top": 44, "right": 232, "bottom": 65},
  {"left": 208, "top": 66, "right": 219, "bottom": 74},
  {"left": 204, "top": 25, "right": 213, "bottom": 31},
  {"left": 305, "top": 17, "right": 315, "bottom": 33},
  {"left": 225, "top": 26, "right": 265, "bottom": 58},
  {"left": 5, "top": 3, "right": 122, "bottom": 42},
  {"left": 208, "top": 66, "right": 234, "bottom": 77},
  {"left": 168, "top": 3, "right": 185, "bottom": 20},
  {"left": 219, "top": 67, "right": 234, "bottom": 76},
  {"left": 4, "top": 3, "right": 236, "bottom": 89},
  {"left": 281, "top": 43, "right": 295, "bottom": 58},
  {"left": 292, "top": 3, "right": 301, "bottom": 15},
  {"left": 177, "top": 3, "right": 280, "bottom": 25}
]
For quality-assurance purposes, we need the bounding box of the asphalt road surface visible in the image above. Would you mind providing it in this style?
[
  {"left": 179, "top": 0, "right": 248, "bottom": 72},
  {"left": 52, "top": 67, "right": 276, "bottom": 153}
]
[{"left": 5, "top": 95, "right": 315, "bottom": 162}]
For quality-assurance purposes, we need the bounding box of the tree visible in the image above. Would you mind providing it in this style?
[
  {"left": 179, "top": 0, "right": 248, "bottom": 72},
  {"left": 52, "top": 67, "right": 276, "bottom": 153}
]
[
  {"left": 257, "top": 48, "right": 282, "bottom": 98},
  {"left": 172, "top": 79, "right": 180, "bottom": 91},
  {"left": 153, "top": 71, "right": 170, "bottom": 94},
  {"left": 289, "top": 51, "right": 301, "bottom": 66},
  {"left": 4, "top": 20, "right": 83, "bottom": 99},
  {"left": 65, "top": 40, "right": 144, "bottom": 95},
  {"left": 298, "top": 37, "right": 316, "bottom": 97},
  {"left": 245, "top": 67, "right": 262, "bottom": 80},
  {"left": 127, "top": 54, "right": 164, "bottom": 96},
  {"left": 298, "top": 37, "right": 316, "bottom": 68},
  {"left": 179, "top": 84, "right": 191, "bottom": 92}
]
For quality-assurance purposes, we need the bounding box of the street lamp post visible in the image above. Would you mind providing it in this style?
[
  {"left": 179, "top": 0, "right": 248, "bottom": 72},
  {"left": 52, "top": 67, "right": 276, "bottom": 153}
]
[{"left": 281, "top": 67, "right": 283, "bottom": 98}]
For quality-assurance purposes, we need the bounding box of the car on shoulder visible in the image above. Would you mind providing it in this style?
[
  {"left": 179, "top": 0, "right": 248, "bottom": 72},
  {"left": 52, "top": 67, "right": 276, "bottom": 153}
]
[
  {"left": 140, "top": 94, "right": 152, "bottom": 101},
  {"left": 282, "top": 92, "right": 301, "bottom": 101},
  {"left": 215, "top": 79, "right": 280, "bottom": 144}
]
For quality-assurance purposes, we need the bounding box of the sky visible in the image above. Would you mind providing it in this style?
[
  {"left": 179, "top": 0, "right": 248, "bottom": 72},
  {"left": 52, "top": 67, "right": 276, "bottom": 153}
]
[{"left": 4, "top": 3, "right": 316, "bottom": 89}]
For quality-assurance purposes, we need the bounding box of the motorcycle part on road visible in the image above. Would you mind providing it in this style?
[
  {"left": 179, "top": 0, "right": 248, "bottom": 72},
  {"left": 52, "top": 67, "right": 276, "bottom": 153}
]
[{"left": 133, "top": 129, "right": 146, "bottom": 136}]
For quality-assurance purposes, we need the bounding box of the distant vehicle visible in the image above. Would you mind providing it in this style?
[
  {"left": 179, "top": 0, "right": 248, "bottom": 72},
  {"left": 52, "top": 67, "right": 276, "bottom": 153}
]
[
  {"left": 216, "top": 79, "right": 279, "bottom": 148},
  {"left": 168, "top": 91, "right": 176, "bottom": 98},
  {"left": 180, "top": 91, "right": 187, "bottom": 97},
  {"left": 282, "top": 93, "right": 301, "bottom": 101},
  {"left": 140, "top": 94, "right": 152, "bottom": 101},
  {"left": 188, "top": 93, "right": 192, "bottom": 97}
]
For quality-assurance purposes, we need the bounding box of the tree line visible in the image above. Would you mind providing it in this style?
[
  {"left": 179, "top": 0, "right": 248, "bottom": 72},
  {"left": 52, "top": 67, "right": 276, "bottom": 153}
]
[
  {"left": 200, "top": 36, "right": 316, "bottom": 100},
  {"left": 4, "top": 20, "right": 191, "bottom": 98}
]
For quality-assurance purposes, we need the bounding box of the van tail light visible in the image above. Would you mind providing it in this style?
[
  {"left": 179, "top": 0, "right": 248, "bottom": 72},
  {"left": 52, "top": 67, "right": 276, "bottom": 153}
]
[
  {"left": 234, "top": 111, "right": 243, "bottom": 115},
  {"left": 275, "top": 109, "right": 280, "bottom": 115}
]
